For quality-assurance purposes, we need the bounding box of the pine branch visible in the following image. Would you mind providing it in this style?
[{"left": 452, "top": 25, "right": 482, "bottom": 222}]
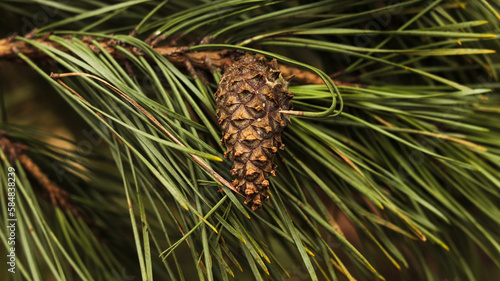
[
  {"left": 0, "top": 132, "right": 79, "bottom": 217},
  {"left": 0, "top": 35, "right": 347, "bottom": 86},
  {"left": 2, "top": 0, "right": 500, "bottom": 280}
]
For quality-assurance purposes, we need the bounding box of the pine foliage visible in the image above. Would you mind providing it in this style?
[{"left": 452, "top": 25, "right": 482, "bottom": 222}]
[{"left": 1, "top": 1, "right": 500, "bottom": 280}]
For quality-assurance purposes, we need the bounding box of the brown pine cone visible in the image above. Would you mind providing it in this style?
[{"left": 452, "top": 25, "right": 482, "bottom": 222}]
[{"left": 215, "top": 53, "right": 293, "bottom": 210}]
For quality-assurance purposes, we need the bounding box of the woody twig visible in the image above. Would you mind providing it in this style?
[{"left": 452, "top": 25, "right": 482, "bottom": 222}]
[
  {"left": 0, "top": 36, "right": 361, "bottom": 86},
  {"left": 0, "top": 132, "right": 80, "bottom": 217}
]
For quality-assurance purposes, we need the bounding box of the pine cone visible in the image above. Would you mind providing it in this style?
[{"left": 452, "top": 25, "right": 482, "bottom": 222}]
[{"left": 215, "top": 53, "right": 293, "bottom": 210}]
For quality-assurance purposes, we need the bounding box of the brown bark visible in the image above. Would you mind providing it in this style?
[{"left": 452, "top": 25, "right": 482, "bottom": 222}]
[
  {"left": 0, "top": 133, "right": 79, "bottom": 216},
  {"left": 0, "top": 36, "right": 328, "bottom": 85}
]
